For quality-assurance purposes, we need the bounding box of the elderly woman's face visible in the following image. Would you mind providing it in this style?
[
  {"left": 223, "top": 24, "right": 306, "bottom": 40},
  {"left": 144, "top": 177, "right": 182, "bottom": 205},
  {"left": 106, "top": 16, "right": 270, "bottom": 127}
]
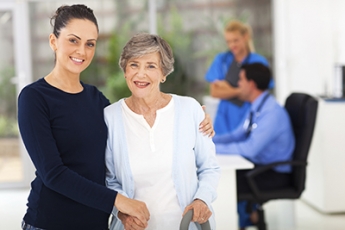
[{"left": 125, "top": 52, "right": 164, "bottom": 99}]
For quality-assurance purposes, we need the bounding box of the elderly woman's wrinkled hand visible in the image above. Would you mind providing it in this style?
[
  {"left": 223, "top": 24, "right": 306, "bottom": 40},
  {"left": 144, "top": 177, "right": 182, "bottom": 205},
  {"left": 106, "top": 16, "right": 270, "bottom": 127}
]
[{"left": 182, "top": 199, "right": 212, "bottom": 224}]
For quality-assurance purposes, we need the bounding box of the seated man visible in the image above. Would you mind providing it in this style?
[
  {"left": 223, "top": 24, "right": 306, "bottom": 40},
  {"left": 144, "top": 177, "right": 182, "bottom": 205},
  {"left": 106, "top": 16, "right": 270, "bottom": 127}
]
[{"left": 212, "top": 63, "right": 295, "bottom": 229}]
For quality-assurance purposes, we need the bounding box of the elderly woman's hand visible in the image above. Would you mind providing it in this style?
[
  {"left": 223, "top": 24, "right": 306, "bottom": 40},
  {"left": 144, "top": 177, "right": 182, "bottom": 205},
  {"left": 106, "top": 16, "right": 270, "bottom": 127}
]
[
  {"left": 114, "top": 194, "right": 149, "bottom": 228},
  {"left": 199, "top": 106, "right": 215, "bottom": 137},
  {"left": 182, "top": 199, "right": 212, "bottom": 224},
  {"left": 118, "top": 212, "right": 146, "bottom": 230}
]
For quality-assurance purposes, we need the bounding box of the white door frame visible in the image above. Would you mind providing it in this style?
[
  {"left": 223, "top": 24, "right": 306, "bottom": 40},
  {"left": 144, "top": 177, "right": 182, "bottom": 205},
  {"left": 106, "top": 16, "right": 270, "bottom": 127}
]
[{"left": 0, "top": 0, "right": 34, "bottom": 189}]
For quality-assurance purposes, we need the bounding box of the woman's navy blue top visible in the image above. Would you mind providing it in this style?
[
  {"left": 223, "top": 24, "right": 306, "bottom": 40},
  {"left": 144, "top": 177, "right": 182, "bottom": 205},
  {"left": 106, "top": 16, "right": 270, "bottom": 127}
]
[{"left": 18, "top": 78, "right": 117, "bottom": 230}]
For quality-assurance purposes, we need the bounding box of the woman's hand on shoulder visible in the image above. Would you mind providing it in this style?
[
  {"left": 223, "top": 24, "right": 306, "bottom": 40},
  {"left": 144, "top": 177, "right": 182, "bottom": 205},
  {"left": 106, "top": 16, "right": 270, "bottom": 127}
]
[{"left": 199, "top": 106, "right": 215, "bottom": 137}]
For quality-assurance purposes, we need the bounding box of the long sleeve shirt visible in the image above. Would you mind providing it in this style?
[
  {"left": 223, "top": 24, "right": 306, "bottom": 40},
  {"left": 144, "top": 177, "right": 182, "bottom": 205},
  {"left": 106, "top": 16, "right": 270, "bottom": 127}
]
[
  {"left": 213, "top": 91, "right": 295, "bottom": 173},
  {"left": 104, "top": 95, "right": 221, "bottom": 230},
  {"left": 204, "top": 51, "right": 271, "bottom": 134},
  {"left": 18, "top": 78, "right": 117, "bottom": 230}
]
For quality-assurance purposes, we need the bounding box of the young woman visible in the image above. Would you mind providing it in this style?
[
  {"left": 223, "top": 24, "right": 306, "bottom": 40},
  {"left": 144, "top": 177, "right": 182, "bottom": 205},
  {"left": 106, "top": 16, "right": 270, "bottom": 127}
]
[{"left": 18, "top": 5, "right": 214, "bottom": 230}]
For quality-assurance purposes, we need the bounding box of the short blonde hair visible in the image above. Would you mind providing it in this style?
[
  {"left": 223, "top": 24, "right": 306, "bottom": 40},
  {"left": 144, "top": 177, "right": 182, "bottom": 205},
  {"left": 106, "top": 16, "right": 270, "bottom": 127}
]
[
  {"left": 224, "top": 20, "right": 255, "bottom": 52},
  {"left": 119, "top": 33, "right": 175, "bottom": 76}
]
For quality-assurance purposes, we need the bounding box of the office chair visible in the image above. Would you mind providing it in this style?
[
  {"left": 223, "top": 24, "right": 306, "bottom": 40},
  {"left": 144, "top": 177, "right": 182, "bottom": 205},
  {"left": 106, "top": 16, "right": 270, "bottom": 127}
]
[
  {"left": 179, "top": 209, "right": 211, "bottom": 230},
  {"left": 237, "top": 93, "right": 318, "bottom": 230}
]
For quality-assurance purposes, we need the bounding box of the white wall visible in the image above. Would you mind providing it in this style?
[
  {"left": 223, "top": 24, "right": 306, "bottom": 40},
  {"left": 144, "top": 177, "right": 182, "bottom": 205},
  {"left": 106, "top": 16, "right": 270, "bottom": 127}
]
[
  {"left": 273, "top": 0, "right": 345, "bottom": 213},
  {"left": 273, "top": 0, "right": 345, "bottom": 103}
]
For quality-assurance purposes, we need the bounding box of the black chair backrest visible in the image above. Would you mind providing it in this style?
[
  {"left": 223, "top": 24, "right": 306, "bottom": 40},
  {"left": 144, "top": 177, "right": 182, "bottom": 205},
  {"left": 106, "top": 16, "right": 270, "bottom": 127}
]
[{"left": 284, "top": 93, "right": 318, "bottom": 195}]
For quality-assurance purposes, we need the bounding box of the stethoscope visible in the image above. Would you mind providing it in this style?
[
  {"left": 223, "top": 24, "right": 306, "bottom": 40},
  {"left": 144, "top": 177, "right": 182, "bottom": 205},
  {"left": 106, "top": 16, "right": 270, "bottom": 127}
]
[{"left": 244, "top": 93, "right": 270, "bottom": 136}]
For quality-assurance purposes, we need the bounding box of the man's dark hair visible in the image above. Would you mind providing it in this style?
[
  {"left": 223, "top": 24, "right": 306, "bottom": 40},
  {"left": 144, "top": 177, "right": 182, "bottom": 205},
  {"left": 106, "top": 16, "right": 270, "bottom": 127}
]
[{"left": 241, "top": 63, "right": 271, "bottom": 90}]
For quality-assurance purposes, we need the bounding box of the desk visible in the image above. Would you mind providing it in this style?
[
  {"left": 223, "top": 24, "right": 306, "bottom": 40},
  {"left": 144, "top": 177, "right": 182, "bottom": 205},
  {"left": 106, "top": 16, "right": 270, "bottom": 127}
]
[{"left": 213, "top": 154, "right": 254, "bottom": 230}]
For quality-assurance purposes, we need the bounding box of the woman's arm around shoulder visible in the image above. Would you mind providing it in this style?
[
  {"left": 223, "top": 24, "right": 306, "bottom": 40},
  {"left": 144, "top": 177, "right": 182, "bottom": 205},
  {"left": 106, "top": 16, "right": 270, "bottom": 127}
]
[{"left": 182, "top": 96, "right": 221, "bottom": 206}]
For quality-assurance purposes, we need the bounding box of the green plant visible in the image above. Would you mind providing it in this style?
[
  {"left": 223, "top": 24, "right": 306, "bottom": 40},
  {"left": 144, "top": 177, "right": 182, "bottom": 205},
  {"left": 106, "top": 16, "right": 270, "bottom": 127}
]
[
  {"left": 100, "top": 71, "right": 131, "bottom": 103},
  {"left": 0, "top": 115, "right": 18, "bottom": 137},
  {"left": 156, "top": 6, "right": 194, "bottom": 96},
  {"left": 0, "top": 67, "right": 18, "bottom": 137},
  {"left": 101, "top": 23, "right": 135, "bottom": 103},
  {"left": 0, "top": 67, "right": 16, "bottom": 117},
  {"left": 80, "top": 51, "right": 107, "bottom": 87}
]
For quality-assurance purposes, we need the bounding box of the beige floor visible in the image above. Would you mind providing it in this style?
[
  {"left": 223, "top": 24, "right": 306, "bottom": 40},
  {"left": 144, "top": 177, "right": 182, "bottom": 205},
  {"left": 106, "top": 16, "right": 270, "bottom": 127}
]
[
  {"left": 0, "top": 156, "right": 23, "bottom": 182},
  {"left": 0, "top": 138, "right": 23, "bottom": 182}
]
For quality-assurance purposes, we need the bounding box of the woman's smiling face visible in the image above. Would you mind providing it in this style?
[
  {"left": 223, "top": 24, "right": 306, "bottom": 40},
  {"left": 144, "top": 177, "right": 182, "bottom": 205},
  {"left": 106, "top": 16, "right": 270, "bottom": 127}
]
[
  {"left": 50, "top": 18, "right": 98, "bottom": 75},
  {"left": 125, "top": 52, "right": 164, "bottom": 99},
  {"left": 224, "top": 30, "right": 248, "bottom": 57}
]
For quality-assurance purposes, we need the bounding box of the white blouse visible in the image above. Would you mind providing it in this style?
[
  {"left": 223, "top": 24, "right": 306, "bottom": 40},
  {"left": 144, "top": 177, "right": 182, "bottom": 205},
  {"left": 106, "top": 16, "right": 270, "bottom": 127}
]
[{"left": 121, "top": 98, "right": 182, "bottom": 229}]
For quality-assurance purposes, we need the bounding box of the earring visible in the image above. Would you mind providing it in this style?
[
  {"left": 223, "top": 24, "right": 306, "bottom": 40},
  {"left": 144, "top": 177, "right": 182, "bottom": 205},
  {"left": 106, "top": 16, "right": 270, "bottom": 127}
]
[{"left": 161, "top": 78, "right": 166, "bottom": 83}]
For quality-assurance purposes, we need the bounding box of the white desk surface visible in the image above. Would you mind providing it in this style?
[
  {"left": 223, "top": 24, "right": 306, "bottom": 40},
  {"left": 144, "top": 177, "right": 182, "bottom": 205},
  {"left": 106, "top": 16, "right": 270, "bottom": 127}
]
[{"left": 216, "top": 154, "right": 254, "bottom": 170}]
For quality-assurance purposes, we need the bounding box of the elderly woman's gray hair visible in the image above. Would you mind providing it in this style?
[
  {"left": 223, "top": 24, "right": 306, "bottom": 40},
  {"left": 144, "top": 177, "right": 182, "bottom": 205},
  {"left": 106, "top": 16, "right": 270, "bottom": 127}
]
[{"left": 119, "top": 33, "right": 175, "bottom": 76}]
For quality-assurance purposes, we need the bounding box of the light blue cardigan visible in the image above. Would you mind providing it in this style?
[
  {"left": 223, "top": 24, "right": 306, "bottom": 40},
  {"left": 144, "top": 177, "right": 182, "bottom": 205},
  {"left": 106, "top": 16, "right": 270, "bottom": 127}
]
[{"left": 104, "top": 94, "right": 221, "bottom": 230}]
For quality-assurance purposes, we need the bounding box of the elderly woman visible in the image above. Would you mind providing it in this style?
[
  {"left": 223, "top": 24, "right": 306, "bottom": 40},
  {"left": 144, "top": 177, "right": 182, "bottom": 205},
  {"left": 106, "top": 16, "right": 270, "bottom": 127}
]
[{"left": 104, "top": 33, "right": 220, "bottom": 230}]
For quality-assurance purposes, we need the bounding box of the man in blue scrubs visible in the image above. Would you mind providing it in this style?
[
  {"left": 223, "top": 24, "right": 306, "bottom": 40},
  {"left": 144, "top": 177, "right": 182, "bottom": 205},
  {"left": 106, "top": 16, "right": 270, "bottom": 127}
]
[{"left": 213, "top": 63, "right": 295, "bottom": 229}]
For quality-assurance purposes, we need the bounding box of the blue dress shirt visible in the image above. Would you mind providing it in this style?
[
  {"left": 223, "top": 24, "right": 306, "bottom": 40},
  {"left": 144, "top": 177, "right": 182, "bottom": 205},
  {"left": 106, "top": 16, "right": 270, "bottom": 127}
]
[
  {"left": 205, "top": 51, "right": 271, "bottom": 134},
  {"left": 213, "top": 91, "right": 295, "bottom": 173}
]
